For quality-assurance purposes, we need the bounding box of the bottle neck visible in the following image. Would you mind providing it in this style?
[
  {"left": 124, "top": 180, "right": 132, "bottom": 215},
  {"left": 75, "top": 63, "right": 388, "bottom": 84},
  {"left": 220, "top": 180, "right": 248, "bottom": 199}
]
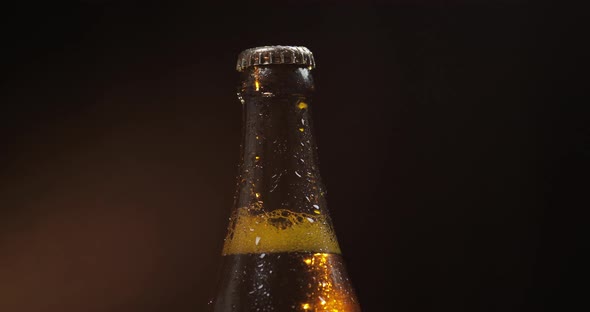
[{"left": 235, "top": 66, "right": 326, "bottom": 215}]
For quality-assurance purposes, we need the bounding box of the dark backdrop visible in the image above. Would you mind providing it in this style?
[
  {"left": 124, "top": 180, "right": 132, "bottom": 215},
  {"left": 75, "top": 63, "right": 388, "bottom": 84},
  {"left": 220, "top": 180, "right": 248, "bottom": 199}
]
[{"left": 0, "top": 1, "right": 583, "bottom": 311}]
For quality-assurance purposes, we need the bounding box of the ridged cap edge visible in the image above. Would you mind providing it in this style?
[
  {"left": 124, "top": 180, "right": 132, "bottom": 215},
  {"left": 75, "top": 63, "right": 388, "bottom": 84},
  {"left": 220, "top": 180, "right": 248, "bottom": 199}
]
[{"left": 236, "top": 46, "right": 316, "bottom": 72}]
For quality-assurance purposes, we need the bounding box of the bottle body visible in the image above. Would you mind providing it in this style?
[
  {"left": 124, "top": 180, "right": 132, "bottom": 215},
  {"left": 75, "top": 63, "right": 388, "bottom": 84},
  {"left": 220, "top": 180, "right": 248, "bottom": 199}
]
[
  {"left": 212, "top": 49, "right": 360, "bottom": 311},
  {"left": 214, "top": 252, "right": 358, "bottom": 311}
]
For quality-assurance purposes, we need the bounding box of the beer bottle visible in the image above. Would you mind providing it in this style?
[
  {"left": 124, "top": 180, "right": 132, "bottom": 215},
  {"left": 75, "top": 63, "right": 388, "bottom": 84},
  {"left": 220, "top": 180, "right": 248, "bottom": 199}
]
[{"left": 211, "top": 46, "right": 361, "bottom": 311}]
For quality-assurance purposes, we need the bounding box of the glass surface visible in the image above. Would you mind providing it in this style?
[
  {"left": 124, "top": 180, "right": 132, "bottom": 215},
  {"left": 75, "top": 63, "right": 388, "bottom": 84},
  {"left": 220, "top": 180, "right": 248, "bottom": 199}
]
[{"left": 212, "top": 64, "right": 360, "bottom": 312}]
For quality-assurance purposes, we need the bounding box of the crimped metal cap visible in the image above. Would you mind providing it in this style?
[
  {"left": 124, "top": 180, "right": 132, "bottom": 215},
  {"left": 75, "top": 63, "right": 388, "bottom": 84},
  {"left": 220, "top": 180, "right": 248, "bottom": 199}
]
[{"left": 236, "top": 46, "right": 316, "bottom": 72}]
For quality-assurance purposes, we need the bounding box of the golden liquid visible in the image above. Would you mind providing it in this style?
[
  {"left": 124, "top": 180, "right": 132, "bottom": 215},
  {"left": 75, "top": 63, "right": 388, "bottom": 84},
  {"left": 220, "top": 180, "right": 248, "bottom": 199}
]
[
  {"left": 213, "top": 252, "right": 360, "bottom": 311},
  {"left": 222, "top": 206, "right": 341, "bottom": 255}
]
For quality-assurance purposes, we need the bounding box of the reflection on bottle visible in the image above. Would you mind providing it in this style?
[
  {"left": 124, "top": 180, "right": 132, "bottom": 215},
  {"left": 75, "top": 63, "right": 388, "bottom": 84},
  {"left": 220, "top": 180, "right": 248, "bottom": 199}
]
[
  {"left": 299, "top": 253, "right": 359, "bottom": 311},
  {"left": 214, "top": 252, "right": 359, "bottom": 311}
]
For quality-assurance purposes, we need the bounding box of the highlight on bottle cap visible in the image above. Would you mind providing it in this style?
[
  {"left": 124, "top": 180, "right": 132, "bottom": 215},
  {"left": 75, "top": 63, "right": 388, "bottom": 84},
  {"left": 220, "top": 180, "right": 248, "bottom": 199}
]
[{"left": 236, "top": 45, "right": 316, "bottom": 72}]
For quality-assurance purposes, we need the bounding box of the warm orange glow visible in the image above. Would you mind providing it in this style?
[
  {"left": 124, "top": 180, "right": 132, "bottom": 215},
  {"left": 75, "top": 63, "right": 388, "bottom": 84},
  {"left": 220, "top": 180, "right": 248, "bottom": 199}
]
[
  {"left": 255, "top": 192, "right": 261, "bottom": 199},
  {"left": 255, "top": 156, "right": 260, "bottom": 160},
  {"left": 298, "top": 127, "right": 305, "bottom": 132},
  {"left": 255, "top": 80, "right": 260, "bottom": 91},
  {"left": 297, "top": 253, "right": 356, "bottom": 311}
]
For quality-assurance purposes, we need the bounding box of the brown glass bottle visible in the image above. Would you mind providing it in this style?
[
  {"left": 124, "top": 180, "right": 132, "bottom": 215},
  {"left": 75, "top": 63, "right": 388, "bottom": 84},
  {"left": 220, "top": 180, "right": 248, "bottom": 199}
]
[{"left": 211, "top": 46, "right": 360, "bottom": 312}]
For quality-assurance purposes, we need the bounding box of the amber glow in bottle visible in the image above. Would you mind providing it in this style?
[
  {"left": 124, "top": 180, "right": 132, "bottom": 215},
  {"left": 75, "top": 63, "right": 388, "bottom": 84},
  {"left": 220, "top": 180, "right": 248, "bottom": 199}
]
[{"left": 211, "top": 46, "right": 361, "bottom": 312}]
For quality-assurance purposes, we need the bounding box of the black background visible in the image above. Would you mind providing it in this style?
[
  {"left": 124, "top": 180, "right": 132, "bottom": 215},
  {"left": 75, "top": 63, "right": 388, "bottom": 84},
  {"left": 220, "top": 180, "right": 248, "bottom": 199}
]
[{"left": 0, "top": 1, "right": 583, "bottom": 311}]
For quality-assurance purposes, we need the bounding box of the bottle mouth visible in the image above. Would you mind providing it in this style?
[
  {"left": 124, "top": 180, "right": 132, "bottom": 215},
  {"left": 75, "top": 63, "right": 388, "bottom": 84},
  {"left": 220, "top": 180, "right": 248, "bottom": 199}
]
[{"left": 236, "top": 46, "right": 316, "bottom": 72}]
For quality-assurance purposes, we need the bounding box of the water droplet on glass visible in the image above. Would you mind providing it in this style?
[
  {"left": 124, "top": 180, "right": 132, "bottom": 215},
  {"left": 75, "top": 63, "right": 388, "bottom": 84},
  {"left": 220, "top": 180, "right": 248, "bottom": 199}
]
[
  {"left": 269, "top": 183, "right": 278, "bottom": 193},
  {"left": 313, "top": 204, "right": 319, "bottom": 209},
  {"left": 255, "top": 236, "right": 261, "bottom": 245},
  {"left": 260, "top": 253, "right": 266, "bottom": 258},
  {"left": 237, "top": 93, "right": 245, "bottom": 105},
  {"left": 295, "top": 171, "right": 301, "bottom": 177}
]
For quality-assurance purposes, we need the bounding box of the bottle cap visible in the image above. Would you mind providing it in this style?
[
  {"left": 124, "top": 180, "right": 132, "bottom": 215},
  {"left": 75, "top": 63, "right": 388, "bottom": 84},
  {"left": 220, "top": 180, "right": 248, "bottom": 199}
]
[{"left": 236, "top": 46, "right": 315, "bottom": 72}]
